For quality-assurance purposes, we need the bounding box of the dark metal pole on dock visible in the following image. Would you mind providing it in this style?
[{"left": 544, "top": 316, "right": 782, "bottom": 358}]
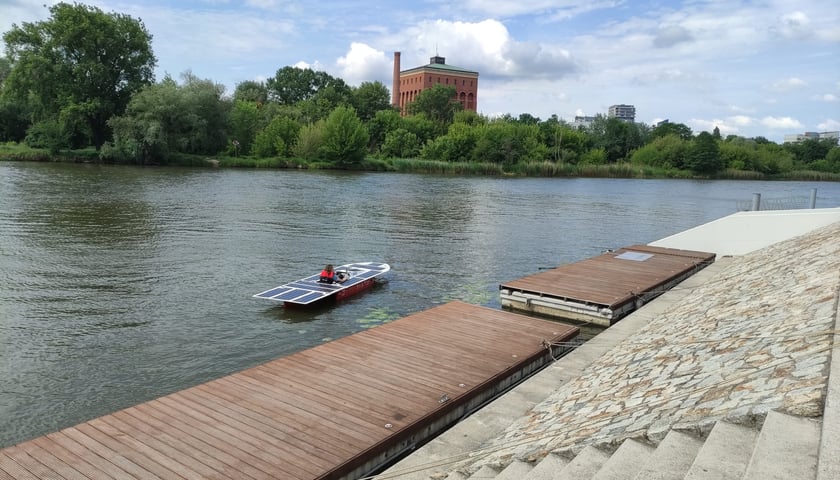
[
  {"left": 751, "top": 193, "right": 761, "bottom": 211},
  {"left": 810, "top": 188, "right": 817, "bottom": 209}
]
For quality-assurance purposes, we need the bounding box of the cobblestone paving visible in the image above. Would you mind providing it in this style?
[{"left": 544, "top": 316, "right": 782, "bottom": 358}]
[{"left": 482, "top": 221, "right": 840, "bottom": 464}]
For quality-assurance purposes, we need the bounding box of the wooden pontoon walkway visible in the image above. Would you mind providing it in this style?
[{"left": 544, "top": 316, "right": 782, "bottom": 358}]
[
  {"left": 0, "top": 301, "right": 578, "bottom": 480},
  {"left": 500, "top": 245, "right": 715, "bottom": 326}
]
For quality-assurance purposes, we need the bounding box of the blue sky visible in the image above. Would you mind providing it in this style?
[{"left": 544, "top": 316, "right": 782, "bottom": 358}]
[{"left": 2, "top": 0, "right": 838, "bottom": 142}]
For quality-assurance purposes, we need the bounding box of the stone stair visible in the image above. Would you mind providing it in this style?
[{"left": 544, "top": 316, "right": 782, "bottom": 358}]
[{"left": 440, "top": 411, "right": 822, "bottom": 480}]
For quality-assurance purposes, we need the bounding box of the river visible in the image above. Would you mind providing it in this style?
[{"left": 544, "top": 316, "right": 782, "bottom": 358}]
[{"left": 1, "top": 161, "right": 838, "bottom": 448}]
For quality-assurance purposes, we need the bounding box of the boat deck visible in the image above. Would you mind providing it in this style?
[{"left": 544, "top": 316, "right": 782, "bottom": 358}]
[
  {"left": 0, "top": 301, "right": 579, "bottom": 480},
  {"left": 499, "top": 245, "right": 715, "bottom": 326},
  {"left": 253, "top": 262, "right": 390, "bottom": 305}
]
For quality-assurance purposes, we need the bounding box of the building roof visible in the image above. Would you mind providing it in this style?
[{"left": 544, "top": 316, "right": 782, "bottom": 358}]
[{"left": 401, "top": 62, "right": 478, "bottom": 77}]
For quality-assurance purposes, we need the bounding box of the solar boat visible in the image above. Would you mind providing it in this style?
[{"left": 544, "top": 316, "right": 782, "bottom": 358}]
[{"left": 253, "top": 262, "right": 390, "bottom": 306}]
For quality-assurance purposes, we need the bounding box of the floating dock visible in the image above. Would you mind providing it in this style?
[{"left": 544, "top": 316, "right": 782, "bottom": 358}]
[
  {"left": 0, "top": 301, "right": 579, "bottom": 480},
  {"left": 499, "top": 245, "right": 715, "bottom": 326}
]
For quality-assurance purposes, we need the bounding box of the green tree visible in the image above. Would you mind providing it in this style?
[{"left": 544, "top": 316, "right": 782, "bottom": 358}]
[
  {"left": 294, "top": 120, "right": 325, "bottom": 160},
  {"left": 473, "top": 120, "right": 545, "bottom": 166},
  {"left": 319, "top": 106, "right": 369, "bottom": 166},
  {"left": 107, "top": 73, "right": 229, "bottom": 163},
  {"left": 266, "top": 67, "right": 350, "bottom": 106},
  {"left": 421, "top": 122, "right": 478, "bottom": 162},
  {"left": 367, "top": 109, "right": 402, "bottom": 152},
  {"left": 253, "top": 116, "right": 300, "bottom": 157},
  {"left": 0, "top": 99, "right": 30, "bottom": 142},
  {"left": 630, "top": 134, "right": 689, "bottom": 169},
  {"left": 686, "top": 131, "right": 723, "bottom": 174},
  {"left": 650, "top": 121, "right": 693, "bottom": 140},
  {"left": 589, "top": 116, "right": 645, "bottom": 163},
  {"left": 229, "top": 100, "right": 260, "bottom": 155},
  {"left": 297, "top": 83, "right": 353, "bottom": 123},
  {"left": 406, "top": 84, "right": 462, "bottom": 133},
  {"left": 233, "top": 80, "right": 268, "bottom": 104},
  {"left": 3, "top": 2, "right": 156, "bottom": 149},
  {"left": 351, "top": 81, "right": 392, "bottom": 122},
  {"left": 381, "top": 128, "right": 420, "bottom": 158}
]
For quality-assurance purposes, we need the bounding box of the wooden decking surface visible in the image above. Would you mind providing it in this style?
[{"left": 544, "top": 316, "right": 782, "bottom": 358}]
[
  {"left": 501, "top": 245, "right": 715, "bottom": 309},
  {"left": 0, "top": 301, "right": 579, "bottom": 480}
]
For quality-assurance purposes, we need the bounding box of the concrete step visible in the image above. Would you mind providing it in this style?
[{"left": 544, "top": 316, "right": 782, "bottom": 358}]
[
  {"left": 494, "top": 459, "right": 533, "bottom": 480},
  {"left": 632, "top": 429, "right": 706, "bottom": 480},
  {"left": 523, "top": 452, "right": 569, "bottom": 480},
  {"left": 466, "top": 464, "right": 499, "bottom": 479},
  {"left": 684, "top": 421, "right": 759, "bottom": 480},
  {"left": 743, "top": 411, "right": 820, "bottom": 480},
  {"left": 592, "top": 438, "right": 655, "bottom": 480},
  {"left": 444, "top": 471, "right": 469, "bottom": 480},
  {"left": 554, "top": 445, "right": 611, "bottom": 480}
]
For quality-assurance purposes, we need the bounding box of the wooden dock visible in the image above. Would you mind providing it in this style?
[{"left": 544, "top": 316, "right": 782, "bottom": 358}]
[
  {"left": 0, "top": 301, "right": 579, "bottom": 480},
  {"left": 499, "top": 245, "right": 715, "bottom": 326}
]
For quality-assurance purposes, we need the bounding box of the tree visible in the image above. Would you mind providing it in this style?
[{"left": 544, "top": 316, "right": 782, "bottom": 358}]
[
  {"left": 253, "top": 116, "right": 300, "bottom": 157},
  {"left": 589, "top": 116, "right": 644, "bottom": 163},
  {"left": 229, "top": 100, "right": 261, "bottom": 155},
  {"left": 650, "top": 121, "right": 693, "bottom": 140},
  {"left": 233, "top": 80, "right": 268, "bottom": 104},
  {"left": 3, "top": 2, "right": 156, "bottom": 149},
  {"left": 351, "top": 81, "right": 392, "bottom": 122},
  {"left": 266, "top": 67, "right": 350, "bottom": 106},
  {"left": 319, "top": 106, "right": 369, "bottom": 166},
  {"left": 107, "top": 73, "right": 229, "bottom": 164},
  {"left": 406, "top": 84, "right": 462, "bottom": 132},
  {"left": 381, "top": 128, "right": 420, "bottom": 158},
  {"left": 686, "top": 131, "right": 723, "bottom": 174}
]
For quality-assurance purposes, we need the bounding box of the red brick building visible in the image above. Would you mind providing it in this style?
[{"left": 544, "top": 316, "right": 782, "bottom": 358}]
[{"left": 392, "top": 52, "right": 478, "bottom": 114}]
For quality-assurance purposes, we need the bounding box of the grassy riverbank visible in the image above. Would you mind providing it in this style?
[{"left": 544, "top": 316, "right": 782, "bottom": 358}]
[{"left": 2, "top": 143, "right": 839, "bottom": 181}]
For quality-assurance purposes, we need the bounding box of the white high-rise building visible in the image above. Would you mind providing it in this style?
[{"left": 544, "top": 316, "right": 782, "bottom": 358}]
[{"left": 608, "top": 104, "right": 635, "bottom": 122}]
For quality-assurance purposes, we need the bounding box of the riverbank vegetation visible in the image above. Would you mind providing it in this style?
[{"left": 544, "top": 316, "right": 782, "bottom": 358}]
[{"left": 2, "top": 2, "right": 839, "bottom": 180}]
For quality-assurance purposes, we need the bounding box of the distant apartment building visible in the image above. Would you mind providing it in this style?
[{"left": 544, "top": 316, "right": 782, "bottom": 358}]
[
  {"left": 392, "top": 52, "right": 478, "bottom": 114},
  {"left": 783, "top": 131, "right": 840, "bottom": 143},
  {"left": 573, "top": 115, "right": 597, "bottom": 128},
  {"left": 608, "top": 104, "right": 636, "bottom": 122}
]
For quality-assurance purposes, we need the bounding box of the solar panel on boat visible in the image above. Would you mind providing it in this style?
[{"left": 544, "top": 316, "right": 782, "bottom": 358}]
[{"left": 253, "top": 262, "right": 391, "bottom": 305}]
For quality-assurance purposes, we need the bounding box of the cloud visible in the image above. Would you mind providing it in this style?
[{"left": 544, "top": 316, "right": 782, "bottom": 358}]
[
  {"left": 652, "top": 25, "right": 694, "bottom": 48},
  {"left": 337, "top": 43, "right": 391, "bottom": 85},
  {"left": 768, "top": 77, "right": 807, "bottom": 92},
  {"left": 817, "top": 119, "right": 840, "bottom": 131},
  {"left": 390, "top": 19, "right": 578, "bottom": 81},
  {"left": 774, "top": 11, "right": 811, "bottom": 40},
  {"left": 761, "top": 116, "right": 804, "bottom": 129},
  {"left": 813, "top": 94, "right": 838, "bottom": 102},
  {"left": 456, "top": 0, "right": 620, "bottom": 20}
]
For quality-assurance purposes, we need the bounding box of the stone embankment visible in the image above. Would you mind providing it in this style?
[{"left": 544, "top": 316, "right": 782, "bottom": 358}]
[{"left": 381, "top": 220, "right": 839, "bottom": 479}]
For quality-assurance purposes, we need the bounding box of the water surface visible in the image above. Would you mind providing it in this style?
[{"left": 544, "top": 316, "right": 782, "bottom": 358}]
[{"left": 1, "top": 162, "right": 838, "bottom": 447}]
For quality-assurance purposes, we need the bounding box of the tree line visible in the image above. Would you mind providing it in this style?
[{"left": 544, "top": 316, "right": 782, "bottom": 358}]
[{"left": 2, "top": 2, "right": 839, "bottom": 177}]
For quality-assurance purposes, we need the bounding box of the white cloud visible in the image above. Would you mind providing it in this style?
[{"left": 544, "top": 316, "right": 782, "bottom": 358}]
[
  {"left": 761, "top": 116, "right": 804, "bottom": 129},
  {"left": 775, "top": 11, "right": 811, "bottom": 40},
  {"left": 769, "top": 77, "right": 807, "bottom": 92},
  {"left": 814, "top": 94, "right": 838, "bottom": 102},
  {"left": 337, "top": 43, "right": 391, "bottom": 85},
  {"left": 689, "top": 118, "right": 740, "bottom": 136},
  {"left": 817, "top": 119, "right": 840, "bottom": 131}
]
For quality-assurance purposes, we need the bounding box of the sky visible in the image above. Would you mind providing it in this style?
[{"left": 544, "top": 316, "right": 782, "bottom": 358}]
[{"left": 1, "top": 0, "right": 838, "bottom": 143}]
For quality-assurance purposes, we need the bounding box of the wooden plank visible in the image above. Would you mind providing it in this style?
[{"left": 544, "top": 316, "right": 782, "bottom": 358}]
[
  {"left": 119, "top": 407, "right": 271, "bottom": 480},
  {"left": 1, "top": 446, "right": 66, "bottom": 480},
  {"left": 1, "top": 302, "right": 578, "bottom": 480},
  {"left": 131, "top": 401, "right": 278, "bottom": 479},
  {"left": 0, "top": 453, "right": 41, "bottom": 480},
  {"left": 501, "top": 245, "right": 714, "bottom": 308},
  {"left": 12, "top": 440, "right": 93, "bottom": 480}
]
